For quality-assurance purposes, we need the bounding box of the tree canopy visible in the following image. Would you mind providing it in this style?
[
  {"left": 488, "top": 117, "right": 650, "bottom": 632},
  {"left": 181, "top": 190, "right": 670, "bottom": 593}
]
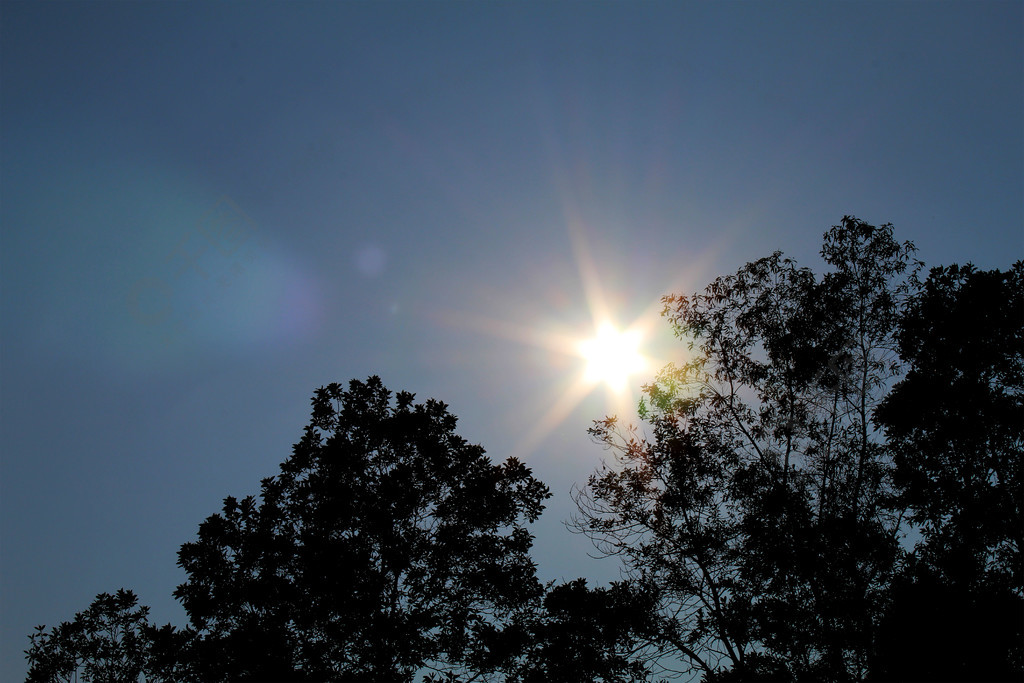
[
  {"left": 572, "top": 218, "right": 1022, "bottom": 681},
  {"left": 25, "top": 589, "right": 189, "bottom": 683},
  {"left": 175, "top": 376, "right": 552, "bottom": 681},
  {"left": 26, "top": 219, "right": 1023, "bottom": 682},
  {"left": 871, "top": 261, "right": 1024, "bottom": 681}
]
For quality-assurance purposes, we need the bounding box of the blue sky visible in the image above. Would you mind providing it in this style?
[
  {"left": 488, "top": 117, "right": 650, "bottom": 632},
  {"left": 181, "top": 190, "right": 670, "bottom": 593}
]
[{"left": 2, "top": 1, "right": 1021, "bottom": 678}]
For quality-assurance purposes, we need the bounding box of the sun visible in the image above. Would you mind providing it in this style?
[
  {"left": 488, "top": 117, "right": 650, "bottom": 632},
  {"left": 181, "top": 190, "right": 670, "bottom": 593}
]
[
  {"left": 436, "top": 302, "right": 667, "bottom": 461},
  {"left": 432, "top": 210, "right": 683, "bottom": 459},
  {"left": 578, "top": 322, "right": 647, "bottom": 394}
]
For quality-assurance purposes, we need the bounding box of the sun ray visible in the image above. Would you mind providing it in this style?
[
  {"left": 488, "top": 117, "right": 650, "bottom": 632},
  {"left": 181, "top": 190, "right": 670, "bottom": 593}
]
[
  {"left": 509, "top": 376, "right": 598, "bottom": 462},
  {"left": 431, "top": 189, "right": 727, "bottom": 459},
  {"left": 565, "top": 210, "right": 614, "bottom": 329},
  {"left": 432, "top": 308, "right": 581, "bottom": 356}
]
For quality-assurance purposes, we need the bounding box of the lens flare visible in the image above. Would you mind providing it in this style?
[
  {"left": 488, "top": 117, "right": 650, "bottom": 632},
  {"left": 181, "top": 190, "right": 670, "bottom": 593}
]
[{"left": 578, "top": 322, "right": 647, "bottom": 393}]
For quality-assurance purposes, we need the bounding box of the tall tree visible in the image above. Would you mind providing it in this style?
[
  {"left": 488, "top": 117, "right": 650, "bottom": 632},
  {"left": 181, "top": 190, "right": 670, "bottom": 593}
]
[
  {"left": 573, "top": 218, "right": 916, "bottom": 680},
  {"left": 871, "top": 262, "right": 1024, "bottom": 681},
  {"left": 877, "top": 261, "right": 1023, "bottom": 589},
  {"left": 173, "top": 376, "right": 551, "bottom": 682}
]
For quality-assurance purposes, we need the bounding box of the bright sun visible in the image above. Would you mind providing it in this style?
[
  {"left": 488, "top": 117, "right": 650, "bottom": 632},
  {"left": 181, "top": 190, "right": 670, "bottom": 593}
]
[
  {"left": 438, "top": 213, "right": 675, "bottom": 458},
  {"left": 578, "top": 322, "right": 647, "bottom": 394}
]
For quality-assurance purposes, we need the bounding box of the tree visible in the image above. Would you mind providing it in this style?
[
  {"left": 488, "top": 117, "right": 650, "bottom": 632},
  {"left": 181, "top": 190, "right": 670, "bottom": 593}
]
[
  {"left": 871, "top": 261, "right": 1024, "bottom": 681},
  {"left": 173, "top": 376, "right": 551, "bottom": 682},
  {"left": 877, "top": 261, "right": 1023, "bottom": 589},
  {"left": 507, "top": 579, "right": 662, "bottom": 682},
  {"left": 25, "top": 589, "right": 192, "bottom": 683},
  {"left": 28, "top": 377, "right": 651, "bottom": 683},
  {"left": 29, "top": 228, "right": 1021, "bottom": 682},
  {"left": 573, "top": 218, "right": 917, "bottom": 680}
]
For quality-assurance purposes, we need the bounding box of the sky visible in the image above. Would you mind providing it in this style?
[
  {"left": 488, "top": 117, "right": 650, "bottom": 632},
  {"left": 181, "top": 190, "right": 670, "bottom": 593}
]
[{"left": 1, "top": 1, "right": 1021, "bottom": 679}]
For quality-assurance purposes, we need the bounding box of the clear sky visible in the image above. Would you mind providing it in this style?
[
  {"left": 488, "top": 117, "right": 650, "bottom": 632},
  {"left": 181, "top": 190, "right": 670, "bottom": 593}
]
[{"left": 1, "top": 1, "right": 1021, "bottom": 678}]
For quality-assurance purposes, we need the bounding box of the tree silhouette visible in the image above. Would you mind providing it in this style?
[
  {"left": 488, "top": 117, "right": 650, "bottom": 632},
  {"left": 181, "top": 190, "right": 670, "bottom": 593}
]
[
  {"left": 507, "top": 579, "right": 662, "bottom": 682},
  {"left": 877, "top": 262, "right": 1023, "bottom": 590},
  {"left": 573, "top": 218, "right": 918, "bottom": 680},
  {"left": 27, "top": 377, "right": 653, "bottom": 683},
  {"left": 173, "top": 376, "right": 551, "bottom": 682},
  {"left": 25, "top": 589, "right": 191, "bottom": 683},
  {"left": 871, "top": 261, "right": 1024, "bottom": 681},
  {"left": 26, "top": 224, "right": 1023, "bottom": 682}
]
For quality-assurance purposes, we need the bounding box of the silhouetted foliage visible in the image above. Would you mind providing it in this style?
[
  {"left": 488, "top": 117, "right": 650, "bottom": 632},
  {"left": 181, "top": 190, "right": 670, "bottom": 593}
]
[
  {"left": 575, "top": 217, "right": 991, "bottom": 681},
  {"left": 27, "top": 222, "right": 1023, "bottom": 682},
  {"left": 513, "top": 579, "right": 661, "bottom": 682},
  {"left": 420, "top": 578, "right": 663, "bottom": 683},
  {"left": 25, "top": 589, "right": 192, "bottom": 683},
  {"left": 28, "top": 377, "right": 657, "bottom": 683},
  {"left": 173, "top": 376, "right": 551, "bottom": 681},
  {"left": 877, "top": 262, "right": 1023, "bottom": 589},
  {"left": 871, "top": 261, "right": 1024, "bottom": 680}
]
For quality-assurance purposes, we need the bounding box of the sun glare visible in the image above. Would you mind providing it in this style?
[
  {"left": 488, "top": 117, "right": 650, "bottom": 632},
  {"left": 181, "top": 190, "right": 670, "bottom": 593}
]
[
  {"left": 436, "top": 210, "right": 688, "bottom": 459},
  {"left": 578, "top": 322, "right": 647, "bottom": 394}
]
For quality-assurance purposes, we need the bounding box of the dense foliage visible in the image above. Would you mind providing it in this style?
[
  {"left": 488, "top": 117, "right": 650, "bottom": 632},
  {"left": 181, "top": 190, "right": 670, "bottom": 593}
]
[
  {"left": 25, "top": 590, "right": 190, "bottom": 683},
  {"left": 572, "top": 218, "right": 1022, "bottom": 681},
  {"left": 175, "top": 376, "right": 552, "bottom": 681},
  {"left": 26, "top": 219, "right": 1022, "bottom": 682},
  {"left": 871, "top": 261, "right": 1024, "bottom": 680}
]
